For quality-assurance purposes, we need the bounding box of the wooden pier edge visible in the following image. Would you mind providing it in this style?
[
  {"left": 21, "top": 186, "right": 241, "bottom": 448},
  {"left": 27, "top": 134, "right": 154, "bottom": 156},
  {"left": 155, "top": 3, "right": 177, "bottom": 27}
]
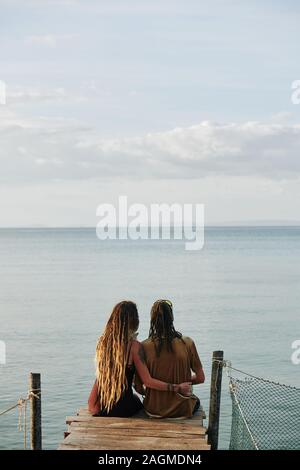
[{"left": 58, "top": 407, "right": 210, "bottom": 450}]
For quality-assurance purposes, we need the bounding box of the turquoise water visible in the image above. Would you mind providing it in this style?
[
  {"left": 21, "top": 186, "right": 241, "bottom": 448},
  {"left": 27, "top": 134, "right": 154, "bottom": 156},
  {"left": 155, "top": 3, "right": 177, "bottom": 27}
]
[{"left": 0, "top": 227, "right": 299, "bottom": 449}]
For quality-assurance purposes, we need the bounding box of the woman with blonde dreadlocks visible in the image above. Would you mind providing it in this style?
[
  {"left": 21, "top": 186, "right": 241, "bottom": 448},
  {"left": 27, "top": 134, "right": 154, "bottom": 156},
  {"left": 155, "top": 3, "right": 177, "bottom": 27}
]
[
  {"left": 88, "top": 300, "right": 192, "bottom": 417},
  {"left": 134, "top": 299, "right": 205, "bottom": 418}
]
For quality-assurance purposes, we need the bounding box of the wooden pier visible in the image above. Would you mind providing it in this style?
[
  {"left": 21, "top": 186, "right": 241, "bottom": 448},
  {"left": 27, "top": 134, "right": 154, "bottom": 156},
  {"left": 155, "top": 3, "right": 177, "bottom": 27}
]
[{"left": 58, "top": 407, "right": 210, "bottom": 450}]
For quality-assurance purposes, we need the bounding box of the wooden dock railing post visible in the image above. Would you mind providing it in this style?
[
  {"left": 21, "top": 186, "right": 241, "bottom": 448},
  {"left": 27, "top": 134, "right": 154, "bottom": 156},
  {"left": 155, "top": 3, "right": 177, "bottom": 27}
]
[
  {"left": 207, "top": 350, "right": 224, "bottom": 450},
  {"left": 29, "top": 372, "right": 42, "bottom": 450}
]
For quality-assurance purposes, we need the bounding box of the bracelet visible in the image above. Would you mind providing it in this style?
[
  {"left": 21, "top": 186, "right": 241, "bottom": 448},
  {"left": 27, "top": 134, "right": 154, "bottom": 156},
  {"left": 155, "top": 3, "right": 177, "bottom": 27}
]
[{"left": 167, "top": 383, "right": 179, "bottom": 392}]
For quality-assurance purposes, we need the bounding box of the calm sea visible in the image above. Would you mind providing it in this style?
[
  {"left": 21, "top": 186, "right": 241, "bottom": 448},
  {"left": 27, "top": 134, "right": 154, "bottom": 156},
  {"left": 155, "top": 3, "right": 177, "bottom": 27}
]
[{"left": 0, "top": 227, "right": 299, "bottom": 449}]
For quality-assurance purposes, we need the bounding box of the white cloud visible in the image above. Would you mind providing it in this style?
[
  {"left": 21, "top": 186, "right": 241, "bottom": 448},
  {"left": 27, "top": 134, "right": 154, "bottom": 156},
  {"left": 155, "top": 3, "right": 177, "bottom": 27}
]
[
  {"left": 6, "top": 86, "right": 88, "bottom": 106},
  {"left": 74, "top": 121, "right": 300, "bottom": 180},
  {"left": 1, "top": 114, "right": 300, "bottom": 184},
  {"left": 24, "top": 33, "right": 78, "bottom": 48},
  {"left": 7, "top": 87, "right": 66, "bottom": 104}
]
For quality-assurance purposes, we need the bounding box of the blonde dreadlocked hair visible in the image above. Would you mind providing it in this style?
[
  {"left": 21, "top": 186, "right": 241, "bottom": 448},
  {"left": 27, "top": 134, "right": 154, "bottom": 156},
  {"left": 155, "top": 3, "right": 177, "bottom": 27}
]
[{"left": 95, "top": 301, "right": 139, "bottom": 413}]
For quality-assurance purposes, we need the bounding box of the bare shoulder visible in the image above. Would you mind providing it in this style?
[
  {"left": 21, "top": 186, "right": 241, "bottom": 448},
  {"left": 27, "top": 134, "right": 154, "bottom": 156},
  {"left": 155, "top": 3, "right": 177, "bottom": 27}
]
[
  {"left": 182, "top": 336, "right": 197, "bottom": 351},
  {"left": 182, "top": 336, "right": 196, "bottom": 347},
  {"left": 131, "top": 340, "right": 147, "bottom": 363}
]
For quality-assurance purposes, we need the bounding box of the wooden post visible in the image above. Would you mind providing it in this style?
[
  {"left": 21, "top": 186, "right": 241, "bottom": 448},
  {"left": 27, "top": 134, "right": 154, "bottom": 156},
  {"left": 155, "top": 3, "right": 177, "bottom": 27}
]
[
  {"left": 29, "top": 372, "right": 42, "bottom": 450},
  {"left": 207, "top": 350, "right": 224, "bottom": 450}
]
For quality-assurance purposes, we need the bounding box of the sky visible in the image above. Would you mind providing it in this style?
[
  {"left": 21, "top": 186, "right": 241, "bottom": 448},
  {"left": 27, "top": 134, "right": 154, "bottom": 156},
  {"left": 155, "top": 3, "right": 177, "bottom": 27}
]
[{"left": 0, "top": 0, "right": 300, "bottom": 226}]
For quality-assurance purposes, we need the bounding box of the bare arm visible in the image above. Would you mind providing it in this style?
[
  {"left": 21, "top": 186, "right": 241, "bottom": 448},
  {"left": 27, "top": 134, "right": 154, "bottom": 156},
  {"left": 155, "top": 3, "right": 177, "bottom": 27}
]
[
  {"left": 191, "top": 366, "right": 205, "bottom": 384},
  {"left": 132, "top": 341, "right": 191, "bottom": 394},
  {"left": 188, "top": 338, "right": 205, "bottom": 384},
  {"left": 88, "top": 380, "right": 101, "bottom": 415}
]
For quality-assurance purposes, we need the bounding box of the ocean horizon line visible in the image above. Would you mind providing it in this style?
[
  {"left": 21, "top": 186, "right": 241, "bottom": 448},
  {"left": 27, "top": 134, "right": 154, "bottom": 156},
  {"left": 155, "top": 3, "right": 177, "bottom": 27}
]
[{"left": 1, "top": 222, "right": 300, "bottom": 230}]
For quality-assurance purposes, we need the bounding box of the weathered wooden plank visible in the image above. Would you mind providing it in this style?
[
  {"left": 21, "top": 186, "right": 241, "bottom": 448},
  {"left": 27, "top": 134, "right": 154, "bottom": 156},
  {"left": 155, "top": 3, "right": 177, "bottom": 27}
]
[
  {"left": 68, "top": 422, "right": 207, "bottom": 438},
  {"left": 59, "top": 443, "right": 211, "bottom": 451},
  {"left": 59, "top": 433, "right": 211, "bottom": 450},
  {"left": 66, "top": 415, "right": 205, "bottom": 433},
  {"left": 68, "top": 421, "right": 206, "bottom": 436},
  {"left": 68, "top": 428, "right": 207, "bottom": 442},
  {"left": 59, "top": 443, "right": 211, "bottom": 450},
  {"left": 77, "top": 407, "right": 206, "bottom": 420}
]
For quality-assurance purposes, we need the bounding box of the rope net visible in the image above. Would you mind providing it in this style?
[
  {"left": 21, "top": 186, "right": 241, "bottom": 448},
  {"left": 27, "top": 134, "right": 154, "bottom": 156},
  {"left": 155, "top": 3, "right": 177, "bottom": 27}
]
[{"left": 228, "top": 371, "right": 300, "bottom": 450}]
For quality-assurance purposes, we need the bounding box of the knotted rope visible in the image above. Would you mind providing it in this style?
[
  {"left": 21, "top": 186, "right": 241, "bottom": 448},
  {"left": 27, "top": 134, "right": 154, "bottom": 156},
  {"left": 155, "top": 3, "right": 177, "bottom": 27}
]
[{"left": 0, "top": 390, "right": 40, "bottom": 449}]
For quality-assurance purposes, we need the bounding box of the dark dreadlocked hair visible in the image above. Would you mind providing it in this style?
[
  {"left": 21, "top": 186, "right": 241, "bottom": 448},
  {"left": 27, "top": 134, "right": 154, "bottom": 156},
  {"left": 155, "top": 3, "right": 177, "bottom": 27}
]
[{"left": 148, "top": 300, "right": 182, "bottom": 356}]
